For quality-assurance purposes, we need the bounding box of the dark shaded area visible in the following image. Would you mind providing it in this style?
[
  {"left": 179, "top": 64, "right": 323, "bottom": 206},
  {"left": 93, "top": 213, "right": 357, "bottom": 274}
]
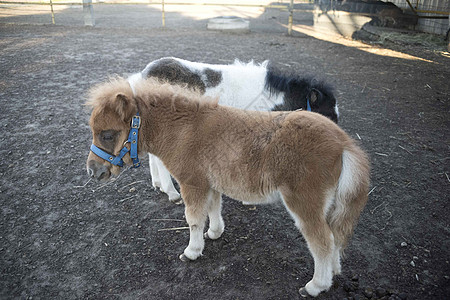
[{"left": 319, "top": 0, "right": 418, "bottom": 29}]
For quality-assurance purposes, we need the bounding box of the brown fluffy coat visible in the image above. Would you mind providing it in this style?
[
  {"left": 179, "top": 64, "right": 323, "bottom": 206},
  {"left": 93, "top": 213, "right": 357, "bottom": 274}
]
[{"left": 86, "top": 78, "right": 370, "bottom": 297}]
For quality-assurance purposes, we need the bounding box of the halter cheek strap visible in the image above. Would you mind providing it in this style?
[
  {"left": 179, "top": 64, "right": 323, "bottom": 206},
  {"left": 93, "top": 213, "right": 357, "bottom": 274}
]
[
  {"left": 128, "top": 114, "right": 141, "bottom": 168},
  {"left": 307, "top": 98, "right": 311, "bottom": 112},
  {"left": 90, "top": 113, "right": 141, "bottom": 168},
  {"left": 295, "top": 99, "right": 312, "bottom": 112}
]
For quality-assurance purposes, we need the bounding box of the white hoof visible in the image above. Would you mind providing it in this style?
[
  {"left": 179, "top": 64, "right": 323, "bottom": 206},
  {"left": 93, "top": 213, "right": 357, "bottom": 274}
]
[
  {"left": 302, "top": 279, "right": 330, "bottom": 297},
  {"left": 180, "top": 249, "right": 201, "bottom": 261},
  {"left": 204, "top": 229, "right": 223, "bottom": 240},
  {"left": 299, "top": 287, "right": 310, "bottom": 298}
]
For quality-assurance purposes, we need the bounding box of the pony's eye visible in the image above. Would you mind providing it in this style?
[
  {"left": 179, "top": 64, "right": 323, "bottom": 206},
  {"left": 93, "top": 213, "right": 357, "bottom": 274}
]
[
  {"left": 100, "top": 130, "right": 117, "bottom": 142},
  {"left": 103, "top": 134, "right": 113, "bottom": 141}
]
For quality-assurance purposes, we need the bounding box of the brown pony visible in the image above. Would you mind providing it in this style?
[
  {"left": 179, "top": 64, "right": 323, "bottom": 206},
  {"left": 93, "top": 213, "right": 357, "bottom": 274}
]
[{"left": 86, "top": 78, "right": 370, "bottom": 297}]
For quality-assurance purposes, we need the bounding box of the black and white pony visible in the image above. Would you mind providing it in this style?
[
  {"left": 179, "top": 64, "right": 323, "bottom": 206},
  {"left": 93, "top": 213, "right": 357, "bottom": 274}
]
[{"left": 127, "top": 57, "right": 339, "bottom": 202}]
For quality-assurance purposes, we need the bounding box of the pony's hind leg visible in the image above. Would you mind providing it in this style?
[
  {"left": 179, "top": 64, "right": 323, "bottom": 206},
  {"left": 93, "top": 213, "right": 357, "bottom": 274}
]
[
  {"left": 331, "top": 244, "right": 342, "bottom": 276},
  {"left": 325, "top": 191, "right": 342, "bottom": 276},
  {"left": 205, "top": 190, "right": 224, "bottom": 240},
  {"left": 281, "top": 191, "right": 335, "bottom": 297},
  {"left": 179, "top": 184, "right": 209, "bottom": 261}
]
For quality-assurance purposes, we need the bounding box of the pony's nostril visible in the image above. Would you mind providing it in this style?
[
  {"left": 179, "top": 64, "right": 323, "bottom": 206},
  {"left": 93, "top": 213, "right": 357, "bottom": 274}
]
[
  {"left": 98, "top": 170, "right": 106, "bottom": 179},
  {"left": 97, "top": 167, "right": 110, "bottom": 181},
  {"left": 87, "top": 160, "right": 110, "bottom": 181}
]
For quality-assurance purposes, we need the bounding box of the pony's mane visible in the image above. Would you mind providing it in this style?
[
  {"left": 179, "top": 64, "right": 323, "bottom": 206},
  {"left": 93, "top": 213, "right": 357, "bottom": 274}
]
[
  {"left": 133, "top": 78, "right": 219, "bottom": 112},
  {"left": 85, "top": 76, "right": 134, "bottom": 110},
  {"left": 265, "top": 65, "right": 334, "bottom": 97},
  {"left": 85, "top": 77, "right": 218, "bottom": 114}
]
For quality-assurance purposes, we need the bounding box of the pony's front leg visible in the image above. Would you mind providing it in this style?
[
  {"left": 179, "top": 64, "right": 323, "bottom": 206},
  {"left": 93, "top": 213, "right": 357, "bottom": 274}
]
[
  {"left": 179, "top": 184, "right": 208, "bottom": 261},
  {"left": 150, "top": 154, "right": 181, "bottom": 202},
  {"left": 149, "top": 154, "right": 161, "bottom": 189}
]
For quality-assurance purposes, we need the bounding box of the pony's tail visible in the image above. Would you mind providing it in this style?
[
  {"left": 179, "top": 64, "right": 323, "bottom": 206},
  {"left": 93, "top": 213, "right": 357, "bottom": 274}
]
[{"left": 328, "top": 143, "right": 370, "bottom": 253}]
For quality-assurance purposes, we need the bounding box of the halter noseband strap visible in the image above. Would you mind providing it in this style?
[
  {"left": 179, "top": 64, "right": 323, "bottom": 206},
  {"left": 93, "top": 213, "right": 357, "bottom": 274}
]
[{"left": 90, "top": 112, "right": 141, "bottom": 168}]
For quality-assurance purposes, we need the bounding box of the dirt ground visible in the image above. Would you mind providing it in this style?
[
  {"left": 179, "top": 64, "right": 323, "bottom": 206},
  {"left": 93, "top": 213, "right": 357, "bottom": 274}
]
[{"left": 0, "top": 4, "right": 449, "bottom": 300}]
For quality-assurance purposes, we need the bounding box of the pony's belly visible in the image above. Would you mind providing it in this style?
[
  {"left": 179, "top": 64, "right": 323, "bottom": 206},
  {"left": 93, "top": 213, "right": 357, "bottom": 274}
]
[
  {"left": 226, "top": 190, "right": 281, "bottom": 205},
  {"left": 210, "top": 180, "right": 280, "bottom": 204}
]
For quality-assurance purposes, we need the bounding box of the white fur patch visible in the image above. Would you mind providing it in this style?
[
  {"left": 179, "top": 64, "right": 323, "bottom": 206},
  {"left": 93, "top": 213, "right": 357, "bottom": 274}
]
[
  {"left": 206, "top": 61, "right": 283, "bottom": 110},
  {"left": 337, "top": 150, "right": 359, "bottom": 197},
  {"left": 127, "top": 73, "right": 143, "bottom": 95},
  {"left": 149, "top": 58, "right": 284, "bottom": 111},
  {"left": 333, "top": 150, "right": 360, "bottom": 221}
]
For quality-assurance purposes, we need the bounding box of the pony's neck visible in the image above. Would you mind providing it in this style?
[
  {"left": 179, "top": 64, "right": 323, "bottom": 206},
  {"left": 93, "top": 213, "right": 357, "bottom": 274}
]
[{"left": 135, "top": 89, "right": 207, "bottom": 160}]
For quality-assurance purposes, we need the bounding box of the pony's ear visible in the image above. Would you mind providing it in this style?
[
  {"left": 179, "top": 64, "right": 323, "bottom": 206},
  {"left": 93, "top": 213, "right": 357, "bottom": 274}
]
[
  {"left": 113, "top": 93, "right": 136, "bottom": 121},
  {"left": 309, "top": 89, "right": 321, "bottom": 104}
]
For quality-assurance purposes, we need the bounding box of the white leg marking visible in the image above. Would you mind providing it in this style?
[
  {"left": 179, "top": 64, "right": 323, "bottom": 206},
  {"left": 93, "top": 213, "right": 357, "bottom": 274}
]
[
  {"left": 324, "top": 189, "right": 341, "bottom": 275},
  {"left": 183, "top": 223, "right": 205, "bottom": 261},
  {"left": 152, "top": 155, "right": 181, "bottom": 202},
  {"left": 304, "top": 244, "right": 334, "bottom": 296},
  {"left": 149, "top": 154, "right": 161, "bottom": 189},
  {"left": 206, "top": 191, "right": 224, "bottom": 240},
  {"left": 180, "top": 187, "right": 208, "bottom": 261},
  {"left": 332, "top": 246, "right": 342, "bottom": 276}
]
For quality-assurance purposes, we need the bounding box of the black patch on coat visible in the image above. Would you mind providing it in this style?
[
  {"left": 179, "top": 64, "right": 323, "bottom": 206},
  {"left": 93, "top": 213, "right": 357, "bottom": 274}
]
[
  {"left": 145, "top": 58, "right": 206, "bottom": 93},
  {"left": 204, "top": 68, "right": 222, "bottom": 87},
  {"left": 265, "top": 65, "right": 338, "bottom": 123}
]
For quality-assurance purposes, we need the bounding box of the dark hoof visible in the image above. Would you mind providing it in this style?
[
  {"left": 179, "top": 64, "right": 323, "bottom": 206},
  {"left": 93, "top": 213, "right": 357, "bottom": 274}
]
[
  {"left": 299, "top": 287, "right": 311, "bottom": 298},
  {"left": 179, "top": 253, "right": 191, "bottom": 262},
  {"left": 170, "top": 198, "right": 183, "bottom": 205}
]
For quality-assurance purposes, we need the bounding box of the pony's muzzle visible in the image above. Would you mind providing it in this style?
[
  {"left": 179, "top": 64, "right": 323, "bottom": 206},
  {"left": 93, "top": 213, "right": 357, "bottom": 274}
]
[{"left": 87, "top": 159, "right": 111, "bottom": 181}]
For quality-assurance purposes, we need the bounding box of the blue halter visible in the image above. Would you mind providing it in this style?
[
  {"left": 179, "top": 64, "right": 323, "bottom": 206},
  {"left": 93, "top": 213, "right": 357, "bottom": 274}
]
[
  {"left": 296, "top": 98, "right": 311, "bottom": 112},
  {"left": 306, "top": 98, "right": 312, "bottom": 112},
  {"left": 90, "top": 113, "right": 141, "bottom": 168}
]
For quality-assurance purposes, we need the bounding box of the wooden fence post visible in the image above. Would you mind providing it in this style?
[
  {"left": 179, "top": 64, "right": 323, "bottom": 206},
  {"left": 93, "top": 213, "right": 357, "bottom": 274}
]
[
  {"left": 162, "top": 0, "right": 166, "bottom": 27},
  {"left": 49, "top": 0, "right": 55, "bottom": 24},
  {"left": 288, "top": 0, "right": 293, "bottom": 35},
  {"left": 83, "top": 0, "right": 95, "bottom": 26}
]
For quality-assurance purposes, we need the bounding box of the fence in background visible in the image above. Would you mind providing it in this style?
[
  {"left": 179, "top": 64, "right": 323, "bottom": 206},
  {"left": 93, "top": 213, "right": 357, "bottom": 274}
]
[
  {"left": 390, "top": 0, "right": 449, "bottom": 35},
  {"left": 0, "top": 0, "right": 448, "bottom": 36},
  {"left": 0, "top": 0, "right": 311, "bottom": 34}
]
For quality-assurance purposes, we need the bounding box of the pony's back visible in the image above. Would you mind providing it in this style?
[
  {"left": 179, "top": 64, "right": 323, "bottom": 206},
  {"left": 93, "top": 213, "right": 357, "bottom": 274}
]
[{"left": 140, "top": 57, "right": 278, "bottom": 111}]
